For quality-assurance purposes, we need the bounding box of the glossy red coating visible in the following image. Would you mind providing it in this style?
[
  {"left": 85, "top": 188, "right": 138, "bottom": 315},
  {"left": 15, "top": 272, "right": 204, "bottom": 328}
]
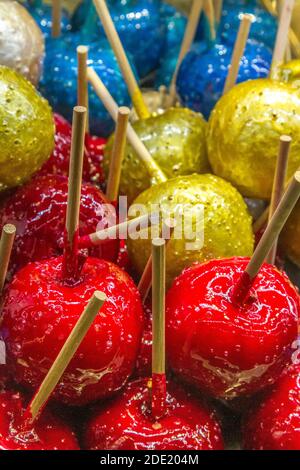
[
  {"left": 0, "top": 390, "right": 79, "bottom": 450},
  {"left": 243, "top": 363, "right": 300, "bottom": 450},
  {"left": 151, "top": 373, "right": 167, "bottom": 420},
  {"left": 37, "top": 113, "right": 105, "bottom": 186},
  {"left": 135, "top": 301, "right": 152, "bottom": 378},
  {"left": 1, "top": 256, "right": 144, "bottom": 406},
  {"left": 166, "top": 257, "right": 299, "bottom": 399},
  {"left": 84, "top": 378, "right": 224, "bottom": 450},
  {"left": 0, "top": 174, "right": 119, "bottom": 277}
]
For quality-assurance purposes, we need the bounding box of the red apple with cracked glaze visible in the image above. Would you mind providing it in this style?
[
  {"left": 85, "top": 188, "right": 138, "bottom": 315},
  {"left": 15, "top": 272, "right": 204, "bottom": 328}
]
[
  {"left": 243, "top": 363, "right": 300, "bottom": 450},
  {"left": 0, "top": 256, "right": 144, "bottom": 406},
  {"left": 0, "top": 174, "right": 119, "bottom": 277},
  {"left": 166, "top": 257, "right": 299, "bottom": 400},
  {"left": 84, "top": 378, "right": 224, "bottom": 450}
]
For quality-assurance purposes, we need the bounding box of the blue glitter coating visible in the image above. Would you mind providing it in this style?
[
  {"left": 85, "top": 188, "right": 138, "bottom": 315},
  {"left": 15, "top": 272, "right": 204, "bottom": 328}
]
[
  {"left": 71, "top": 0, "right": 164, "bottom": 78},
  {"left": 39, "top": 33, "right": 132, "bottom": 137},
  {"left": 220, "top": 4, "right": 277, "bottom": 49},
  {"left": 155, "top": 3, "right": 187, "bottom": 88},
  {"left": 28, "top": 3, "right": 72, "bottom": 38},
  {"left": 176, "top": 39, "right": 272, "bottom": 119}
]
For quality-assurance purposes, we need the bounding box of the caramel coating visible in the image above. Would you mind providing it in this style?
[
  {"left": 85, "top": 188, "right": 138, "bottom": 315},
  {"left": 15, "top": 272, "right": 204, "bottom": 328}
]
[
  {"left": 127, "top": 174, "right": 254, "bottom": 286},
  {"left": 207, "top": 79, "right": 300, "bottom": 200},
  {"left": 0, "top": 66, "right": 54, "bottom": 192},
  {"left": 0, "top": 1, "right": 44, "bottom": 85},
  {"left": 104, "top": 108, "right": 209, "bottom": 203}
]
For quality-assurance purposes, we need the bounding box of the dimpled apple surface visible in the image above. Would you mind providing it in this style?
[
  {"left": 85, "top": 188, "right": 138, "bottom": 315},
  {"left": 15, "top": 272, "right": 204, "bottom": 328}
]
[
  {"left": 0, "top": 66, "right": 54, "bottom": 192},
  {"left": 127, "top": 174, "right": 254, "bottom": 286},
  {"left": 207, "top": 79, "right": 300, "bottom": 199},
  {"left": 104, "top": 108, "right": 209, "bottom": 203}
]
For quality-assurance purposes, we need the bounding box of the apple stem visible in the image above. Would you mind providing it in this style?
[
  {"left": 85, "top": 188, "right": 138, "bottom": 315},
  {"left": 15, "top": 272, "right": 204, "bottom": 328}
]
[
  {"left": 92, "top": 0, "right": 150, "bottom": 119},
  {"left": 87, "top": 67, "right": 167, "bottom": 185},
  {"left": 23, "top": 291, "right": 106, "bottom": 426},
  {"left": 232, "top": 171, "right": 300, "bottom": 306},
  {"left": 169, "top": 0, "right": 204, "bottom": 104},
  {"left": 62, "top": 106, "right": 86, "bottom": 283},
  {"left": 51, "top": 0, "right": 61, "bottom": 38},
  {"left": 106, "top": 107, "right": 130, "bottom": 202},
  {"left": 0, "top": 224, "right": 16, "bottom": 294},
  {"left": 151, "top": 238, "right": 167, "bottom": 420}
]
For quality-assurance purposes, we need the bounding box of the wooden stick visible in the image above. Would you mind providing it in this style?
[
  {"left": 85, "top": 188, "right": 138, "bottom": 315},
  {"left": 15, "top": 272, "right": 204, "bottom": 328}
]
[
  {"left": 233, "top": 172, "right": 300, "bottom": 305},
  {"left": 106, "top": 107, "right": 130, "bottom": 201},
  {"left": 169, "top": 0, "right": 204, "bottom": 102},
  {"left": 204, "top": 0, "right": 216, "bottom": 41},
  {"left": 62, "top": 106, "right": 86, "bottom": 280},
  {"left": 79, "top": 212, "right": 159, "bottom": 248},
  {"left": 260, "top": 0, "right": 300, "bottom": 57},
  {"left": 0, "top": 224, "right": 16, "bottom": 293},
  {"left": 92, "top": 0, "right": 150, "bottom": 119},
  {"left": 151, "top": 238, "right": 166, "bottom": 419},
  {"left": 87, "top": 68, "right": 166, "bottom": 184},
  {"left": 214, "top": 0, "right": 223, "bottom": 24},
  {"left": 27, "top": 291, "right": 106, "bottom": 422},
  {"left": 138, "top": 219, "right": 175, "bottom": 304},
  {"left": 266, "top": 135, "right": 291, "bottom": 264},
  {"left": 271, "top": 0, "right": 295, "bottom": 77},
  {"left": 77, "top": 46, "right": 89, "bottom": 133},
  {"left": 223, "top": 14, "right": 253, "bottom": 95},
  {"left": 52, "top": 0, "right": 61, "bottom": 38}
]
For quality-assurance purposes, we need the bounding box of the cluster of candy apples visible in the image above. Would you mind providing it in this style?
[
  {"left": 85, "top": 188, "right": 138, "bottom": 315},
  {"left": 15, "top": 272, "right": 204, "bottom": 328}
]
[{"left": 0, "top": 0, "right": 299, "bottom": 452}]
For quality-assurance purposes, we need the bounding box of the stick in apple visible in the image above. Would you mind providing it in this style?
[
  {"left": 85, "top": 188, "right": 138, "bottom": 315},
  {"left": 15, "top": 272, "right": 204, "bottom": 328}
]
[
  {"left": 0, "top": 224, "right": 16, "bottom": 293},
  {"left": 265, "top": 135, "right": 291, "bottom": 264},
  {"left": 77, "top": 45, "right": 89, "bottom": 133},
  {"left": 52, "top": 0, "right": 61, "bottom": 38},
  {"left": 87, "top": 67, "right": 166, "bottom": 185},
  {"left": 223, "top": 14, "right": 253, "bottom": 95},
  {"left": 92, "top": 0, "right": 150, "bottom": 119},
  {"left": 62, "top": 106, "right": 86, "bottom": 281},
  {"left": 214, "top": 0, "right": 223, "bottom": 24},
  {"left": 169, "top": 0, "right": 204, "bottom": 103},
  {"left": 25, "top": 291, "right": 106, "bottom": 423},
  {"left": 271, "top": 0, "right": 295, "bottom": 78},
  {"left": 204, "top": 0, "right": 216, "bottom": 42},
  {"left": 106, "top": 107, "right": 130, "bottom": 202},
  {"left": 233, "top": 171, "right": 300, "bottom": 305},
  {"left": 151, "top": 238, "right": 166, "bottom": 420}
]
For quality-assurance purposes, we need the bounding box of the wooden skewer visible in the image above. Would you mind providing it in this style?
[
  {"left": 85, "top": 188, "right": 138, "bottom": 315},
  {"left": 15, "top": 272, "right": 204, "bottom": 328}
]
[
  {"left": 79, "top": 212, "right": 159, "bottom": 248},
  {"left": 87, "top": 68, "right": 167, "bottom": 185},
  {"left": 138, "top": 219, "right": 175, "bottom": 304},
  {"left": 52, "top": 0, "right": 61, "bottom": 38},
  {"left": 77, "top": 46, "right": 89, "bottom": 133},
  {"left": 266, "top": 135, "right": 291, "bottom": 264},
  {"left": 106, "top": 107, "right": 130, "bottom": 202},
  {"left": 214, "top": 0, "right": 223, "bottom": 24},
  {"left": 27, "top": 291, "right": 106, "bottom": 422},
  {"left": 277, "top": 0, "right": 292, "bottom": 61},
  {"left": 204, "top": 0, "right": 216, "bottom": 41},
  {"left": 233, "top": 171, "right": 300, "bottom": 305},
  {"left": 271, "top": 0, "right": 295, "bottom": 78},
  {"left": 169, "top": 0, "right": 204, "bottom": 103},
  {"left": 151, "top": 238, "right": 166, "bottom": 419},
  {"left": 62, "top": 106, "right": 86, "bottom": 280},
  {"left": 92, "top": 0, "right": 150, "bottom": 119},
  {"left": 223, "top": 14, "right": 253, "bottom": 95},
  {"left": 0, "top": 224, "right": 16, "bottom": 293}
]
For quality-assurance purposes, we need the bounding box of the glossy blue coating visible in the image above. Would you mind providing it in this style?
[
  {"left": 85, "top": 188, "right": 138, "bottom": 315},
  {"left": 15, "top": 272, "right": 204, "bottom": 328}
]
[
  {"left": 155, "top": 3, "right": 187, "bottom": 88},
  {"left": 28, "top": 2, "right": 71, "bottom": 38},
  {"left": 220, "top": 4, "right": 277, "bottom": 49},
  {"left": 39, "top": 34, "right": 132, "bottom": 137},
  {"left": 176, "top": 39, "right": 272, "bottom": 119},
  {"left": 71, "top": 0, "right": 164, "bottom": 78}
]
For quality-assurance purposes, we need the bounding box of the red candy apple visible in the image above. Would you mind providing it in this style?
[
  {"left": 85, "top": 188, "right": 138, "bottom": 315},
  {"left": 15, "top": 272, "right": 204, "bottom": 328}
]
[
  {"left": 0, "top": 174, "right": 118, "bottom": 277},
  {"left": 135, "top": 301, "right": 152, "bottom": 378},
  {"left": 84, "top": 378, "right": 224, "bottom": 450},
  {"left": 243, "top": 362, "right": 300, "bottom": 450},
  {"left": 38, "top": 114, "right": 105, "bottom": 186},
  {"left": 0, "top": 256, "right": 144, "bottom": 406},
  {"left": 0, "top": 390, "right": 79, "bottom": 450},
  {"left": 166, "top": 257, "right": 299, "bottom": 400}
]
